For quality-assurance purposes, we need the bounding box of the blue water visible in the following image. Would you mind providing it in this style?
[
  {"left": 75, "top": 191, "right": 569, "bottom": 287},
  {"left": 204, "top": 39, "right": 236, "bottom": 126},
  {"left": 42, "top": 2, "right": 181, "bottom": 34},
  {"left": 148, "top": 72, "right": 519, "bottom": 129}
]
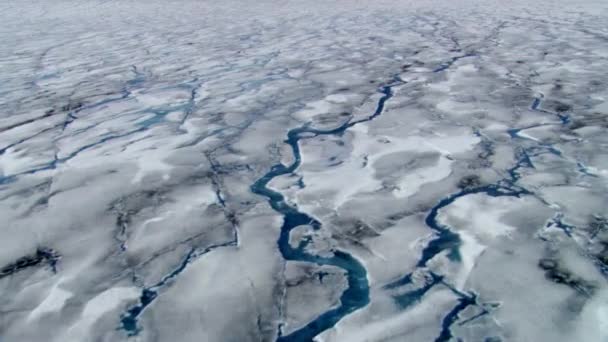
[
  {"left": 137, "top": 110, "right": 169, "bottom": 127},
  {"left": 120, "top": 238, "right": 237, "bottom": 335},
  {"left": 251, "top": 59, "right": 542, "bottom": 340},
  {"left": 382, "top": 95, "right": 562, "bottom": 340},
  {"left": 250, "top": 77, "right": 404, "bottom": 341},
  {"left": 435, "top": 294, "right": 478, "bottom": 342}
]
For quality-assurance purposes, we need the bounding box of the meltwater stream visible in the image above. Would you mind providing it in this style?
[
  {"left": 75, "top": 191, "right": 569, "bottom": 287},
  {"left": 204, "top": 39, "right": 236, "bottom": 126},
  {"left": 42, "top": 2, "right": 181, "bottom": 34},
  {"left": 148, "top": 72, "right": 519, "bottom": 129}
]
[
  {"left": 118, "top": 56, "right": 582, "bottom": 340},
  {"left": 383, "top": 93, "right": 584, "bottom": 341},
  {"left": 250, "top": 78, "right": 404, "bottom": 341}
]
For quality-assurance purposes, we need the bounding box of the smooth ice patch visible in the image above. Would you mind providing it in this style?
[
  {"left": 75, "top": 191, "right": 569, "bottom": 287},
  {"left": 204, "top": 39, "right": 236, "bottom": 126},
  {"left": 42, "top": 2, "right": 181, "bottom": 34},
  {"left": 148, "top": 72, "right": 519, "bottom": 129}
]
[
  {"left": 318, "top": 289, "right": 458, "bottom": 342},
  {"left": 393, "top": 156, "right": 452, "bottom": 199},
  {"left": 65, "top": 287, "right": 140, "bottom": 340},
  {"left": 28, "top": 282, "right": 73, "bottom": 321},
  {"left": 438, "top": 194, "right": 519, "bottom": 240},
  {"left": 294, "top": 99, "right": 333, "bottom": 121},
  {"left": 0, "top": 147, "right": 38, "bottom": 176},
  {"left": 297, "top": 128, "right": 479, "bottom": 210}
]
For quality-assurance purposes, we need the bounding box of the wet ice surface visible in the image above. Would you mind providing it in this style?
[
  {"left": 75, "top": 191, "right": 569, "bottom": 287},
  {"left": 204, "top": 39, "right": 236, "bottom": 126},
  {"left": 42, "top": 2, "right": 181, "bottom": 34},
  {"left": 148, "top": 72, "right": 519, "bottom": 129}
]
[{"left": 1, "top": 0, "right": 608, "bottom": 341}]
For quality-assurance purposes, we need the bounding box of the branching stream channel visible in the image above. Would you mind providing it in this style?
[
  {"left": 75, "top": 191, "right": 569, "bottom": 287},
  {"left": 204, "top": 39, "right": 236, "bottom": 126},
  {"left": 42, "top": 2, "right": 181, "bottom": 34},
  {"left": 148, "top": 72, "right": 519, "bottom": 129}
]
[{"left": 120, "top": 53, "right": 574, "bottom": 342}]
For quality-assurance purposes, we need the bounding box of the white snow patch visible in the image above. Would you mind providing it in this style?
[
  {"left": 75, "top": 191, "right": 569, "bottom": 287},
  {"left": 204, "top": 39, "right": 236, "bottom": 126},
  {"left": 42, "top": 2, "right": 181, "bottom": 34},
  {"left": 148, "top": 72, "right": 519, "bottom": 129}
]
[{"left": 455, "top": 232, "right": 486, "bottom": 289}]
